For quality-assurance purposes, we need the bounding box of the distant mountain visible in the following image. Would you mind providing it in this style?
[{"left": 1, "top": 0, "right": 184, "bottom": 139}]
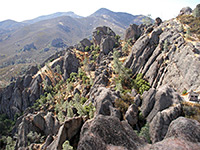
[
  {"left": 23, "top": 11, "right": 83, "bottom": 24},
  {"left": 0, "top": 19, "right": 25, "bottom": 30},
  {"left": 90, "top": 8, "right": 145, "bottom": 28}
]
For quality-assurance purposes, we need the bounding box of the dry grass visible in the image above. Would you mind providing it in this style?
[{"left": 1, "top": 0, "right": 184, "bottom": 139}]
[
  {"left": 177, "top": 15, "right": 200, "bottom": 40},
  {"left": 182, "top": 101, "right": 200, "bottom": 122}
]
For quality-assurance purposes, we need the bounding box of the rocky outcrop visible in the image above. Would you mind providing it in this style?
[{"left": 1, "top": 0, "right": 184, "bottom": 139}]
[
  {"left": 92, "top": 26, "right": 118, "bottom": 55},
  {"left": 47, "top": 116, "right": 83, "bottom": 150},
  {"left": 0, "top": 50, "right": 79, "bottom": 119},
  {"left": 140, "top": 85, "right": 183, "bottom": 143},
  {"left": 124, "top": 18, "right": 200, "bottom": 93},
  {"left": 63, "top": 51, "right": 80, "bottom": 80},
  {"left": 125, "top": 24, "right": 142, "bottom": 42},
  {"left": 100, "top": 36, "right": 117, "bottom": 55},
  {"left": 149, "top": 104, "right": 182, "bottom": 143},
  {"left": 178, "top": 7, "right": 192, "bottom": 16},
  {"left": 89, "top": 87, "right": 119, "bottom": 116},
  {"left": 15, "top": 111, "right": 60, "bottom": 149},
  {"left": 146, "top": 85, "right": 182, "bottom": 122},
  {"left": 77, "top": 115, "right": 145, "bottom": 150},
  {"left": 93, "top": 26, "right": 116, "bottom": 46},
  {"left": 125, "top": 104, "right": 138, "bottom": 127},
  {"left": 75, "top": 38, "right": 92, "bottom": 51},
  {"left": 141, "top": 117, "right": 200, "bottom": 150},
  {"left": 165, "top": 117, "right": 200, "bottom": 142}
]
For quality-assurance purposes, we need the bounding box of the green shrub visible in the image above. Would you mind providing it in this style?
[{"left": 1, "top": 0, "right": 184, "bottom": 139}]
[
  {"left": 62, "top": 140, "right": 73, "bottom": 150},
  {"left": 80, "top": 97, "right": 88, "bottom": 105},
  {"left": 67, "top": 72, "right": 77, "bottom": 83},
  {"left": 97, "top": 30, "right": 100, "bottom": 35},
  {"left": 0, "top": 114, "right": 15, "bottom": 136},
  {"left": 114, "top": 94, "right": 134, "bottom": 116},
  {"left": 139, "top": 123, "right": 151, "bottom": 143},
  {"left": 84, "top": 103, "right": 96, "bottom": 119},
  {"left": 115, "top": 34, "right": 121, "bottom": 41},
  {"left": 4, "top": 136, "right": 16, "bottom": 150},
  {"left": 133, "top": 73, "right": 150, "bottom": 95},
  {"left": 163, "top": 39, "right": 169, "bottom": 52},
  {"left": 27, "top": 131, "right": 42, "bottom": 144},
  {"left": 182, "top": 89, "right": 187, "bottom": 95},
  {"left": 85, "top": 46, "right": 90, "bottom": 52}
]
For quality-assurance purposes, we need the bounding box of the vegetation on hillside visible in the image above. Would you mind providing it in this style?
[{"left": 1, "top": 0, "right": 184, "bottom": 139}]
[
  {"left": 177, "top": 14, "right": 200, "bottom": 40},
  {"left": 182, "top": 102, "right": 200, "bottom": 123}
]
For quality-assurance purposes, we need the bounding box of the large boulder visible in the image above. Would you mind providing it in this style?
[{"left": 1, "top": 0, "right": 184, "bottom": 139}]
[
  {"left": 100, "top": 36, "right": 116, "bottom": 55},
  {"left": 141, "top": 88, "right": 156, "bottom": 118},
  {"left": 92, "top": 26, "right": 116, "bottom": 46},
  {"left": 165, "top": 117, "right": 200, "bottom": 143},
  {"left": 146, "top": 85, "right": 182, "bottom": 122},
  {"left": 89, "top": 87, "right": 118, "bottom": 116},
  {"left": 141, "top": 117, "right": 200, "bottom": 150},
  {"left": 63, "top": 51, "right": 79, "bottom": 80},
  {"left": 149, "top": 104, "right": 182, "bottom": 143},
  {"left": 75, "top": 38, "right": 92, "bottom": 51},
  {"left": 178, "top": 7, "right": 192, "bottom": 16},
  {"left": 44, "top": 112, "right": 60, "bottom": 135},
  {"left": 125, "top": 104, "right": 138, "bottom": 127},
  {"left": 77, "top": 115, "right": 144, "bottom": 150},
  {"left": 125, "top": 24, "right": 141, "bottom": 42},
  {"left": 47, "top": 116, "right": 83, "bottom": 150}
]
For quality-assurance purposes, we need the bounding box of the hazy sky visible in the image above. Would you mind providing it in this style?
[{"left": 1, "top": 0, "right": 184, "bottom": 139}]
[{"left": 0, "top": 0, "right": 199, "bottom": 22}]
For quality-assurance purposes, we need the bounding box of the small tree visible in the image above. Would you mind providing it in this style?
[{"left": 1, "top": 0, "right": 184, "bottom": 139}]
[
  {"left": 193, "top": 4, "right": 200, "bottom": 18},
  {"left": 163, "top": 39, "right": 169, "bottom": 52}
]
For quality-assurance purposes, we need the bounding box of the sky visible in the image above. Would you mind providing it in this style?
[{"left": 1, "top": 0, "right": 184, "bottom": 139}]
[{"left": 0, "top": 0, "right": 199, "bottom": 22}]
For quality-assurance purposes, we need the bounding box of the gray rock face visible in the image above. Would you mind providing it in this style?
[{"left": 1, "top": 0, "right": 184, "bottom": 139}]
[
  {"left": 141, "top": 88, "right": 156, "bottom": 118},
  {"left": 15, "top": 112, "right": 60, "bottom": 149},
  {"left": 44, "top": 112, "right": 60, "bottom": 135},
  {"left": 77, "top": 115, "right": 144, "bottom": 150},
  {"left": 179, "top": 7, "right": 192, "bottom": 16},
  {"left": 23, "top": 75, "right": 32, "bottom": 88},
  {"left": 149, "top": 104, "right": 182, "bottom": 143},
  {"left": 100, "top": 36, "right": 116, "bottom": 55},
  {"left": 140, "top": 138, "right": 200, "bottom": 150},
  {"left": 146, "top": 85, "right": 182, "bottom": 122},
  {"left": 125, "top": 104, "right": 138, "bottom": 127},
  {"left": 89, "top": 87, "right": 118, "bottom": 116},
  {"left": 63, "top": 51, "right": 79, "bottom": 80},
  {"left": 124, "top": 19, "right": 200, "bottom": 92},
  {"left": 75, "top": 38, "right": 92, "bottom": 51},
  {"left": 165, "top": 117, "right": 200, "bottom": 143},
  {"left": 141, "top": 117, "right": 200, "bottom": 150},
  {"left": 33, "top": 113, "right": 45, "bottom": 131},
  {"left": 47, "top": 116, "right": 83, "bottom": 150},
  {"left": 93, "top": 26, "right": 116, "bottom": 46},
  {"left": 125, "top": 24, "right": 141, "bottom": 42}
]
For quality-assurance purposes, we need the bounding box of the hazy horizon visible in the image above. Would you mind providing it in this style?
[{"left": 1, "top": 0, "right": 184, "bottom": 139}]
[{"left": 0, "top": 0, "right": 199, "bottom": 22}]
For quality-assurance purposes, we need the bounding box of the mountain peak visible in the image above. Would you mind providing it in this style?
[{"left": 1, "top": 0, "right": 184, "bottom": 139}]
[{"left": 91, "top": 8, "right": 113, "bottom": 16}]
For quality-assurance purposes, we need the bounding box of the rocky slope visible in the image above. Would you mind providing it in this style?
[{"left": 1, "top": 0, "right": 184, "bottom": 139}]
[{"left": 0, "top": 7, "right": 200, "bottom": 150}]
